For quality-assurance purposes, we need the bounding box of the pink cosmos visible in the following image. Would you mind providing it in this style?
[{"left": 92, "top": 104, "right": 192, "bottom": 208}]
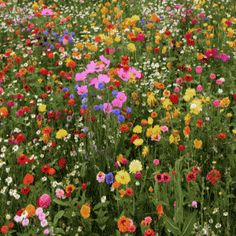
[
  {"left": 117, "top": 68, "right": 130, "bottom": 81},
  {"left": 99, "top": 55, "right": 110, "bottom": 67},
  {"left": 75, "top": 71, "right": 87, "bottom": 81},
  {"left": 112, "top": 99, "right": 123, "bottom": 108},
  {"left": 98, "top": 74, "right": 110, "bottom": 83},
  {"left": 86, "top": 61, "right": 97, "bottom": 73},
  {"left": 103, "top": 103, "right": 112, "bottom": 113},
  {"left": 77, "top": 85, "right": 88, "bottom": 95},
  {"left": 130, "top": 67, "right": 142, "bottom": 79},
  {"left": 195, "top": 66, "right": 203, "bottom": 74},
  {"left": 116, "top": 91, "right": 127, "bottom": 103},
  {"left": 37, "top": 194, "right": 51, "bottom": 208},
  {"left": 41, "top": 8, "right": 54, "bottom": 16},
  {"left": 196, "top": 85, "right": 203, "bottom": 92},
  {"left": 212, "top": 100, "right": 220, "bottom": 107},
  {"left": 209, "top": 73, "right": 216, "bottom": 80},
  {"left": 55, "top": 189, "right": 65, "bottom": 199}
]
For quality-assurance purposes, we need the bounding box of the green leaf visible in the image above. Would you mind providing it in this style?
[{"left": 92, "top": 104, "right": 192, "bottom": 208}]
[
  {"left": 53, "top": 199, "right": 71, "bottom": 207},
  {"left": 54, "top": 228, "right": 65, "bottom": 235},
  {"left": 53, "top": 210, "right": 64, "bottom": 225},
  {"left": 163, "top": 216, "right": 181, "bottom": 236},
  {"left": 182, "top": 213, "right": 196, "bottom": 236}
]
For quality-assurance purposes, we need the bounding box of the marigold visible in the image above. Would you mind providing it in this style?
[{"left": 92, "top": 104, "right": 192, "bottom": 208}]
[
  {"left": 194, "top": 139, "right": 203, "bottom": 149},
  {"left": 80, "top": 203, "right": 91, "bottom": 219},
  {"left": 56, "top": 129, "right": 68, "bottom": 139}
]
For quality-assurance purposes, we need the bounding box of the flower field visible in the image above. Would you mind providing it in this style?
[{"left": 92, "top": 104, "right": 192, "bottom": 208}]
[{"left": 0, "top": 0, "right": 235, "bottom": 235}]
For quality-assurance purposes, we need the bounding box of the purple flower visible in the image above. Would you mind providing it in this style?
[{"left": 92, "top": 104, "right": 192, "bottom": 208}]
[{"left": 105, "top": 172, "right": 114, "bottom": 185}]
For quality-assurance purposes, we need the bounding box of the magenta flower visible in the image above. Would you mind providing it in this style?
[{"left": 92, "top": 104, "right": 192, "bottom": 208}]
[
  {"left": 41, "top": 8, "right": 54, "bottom": 16},
  {"left": 103, "top": 103, "right": 112, "bottom": 113},
  {"left": 37, "top": 194, "right": 51, "bottom": 208},
  {"left": 75, "top": 71, "right": 87, "bottom": 81},
  {"left": 77, "top": 85, "right": 88, "bottom": 95}
]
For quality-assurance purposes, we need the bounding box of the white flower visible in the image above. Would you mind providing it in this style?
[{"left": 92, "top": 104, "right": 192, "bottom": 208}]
[{"left": 101, "top": 196, "right": 106, "bottom": 203}]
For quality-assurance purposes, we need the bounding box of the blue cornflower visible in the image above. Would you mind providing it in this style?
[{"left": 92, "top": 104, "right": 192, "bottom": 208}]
[
  {"left": 112, "top": 109, "right": 120, "bottom": 116},
  {"left": 105, "top": 172, "right": 114, "bottom": 185},
  {"left": 117, "top": 115, "right": 125, "bottom": 123}
]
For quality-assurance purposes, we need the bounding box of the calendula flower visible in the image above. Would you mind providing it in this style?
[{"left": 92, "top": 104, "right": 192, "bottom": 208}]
[
  {"left": 115, "top": 170, "right": 131, "bottom": 185},
  {"left": 38, "top": 104, "right": 46, "bottom": 113},
  {"left": 129, "top": 160, "right": 142, "bottom": 173},
  {"left": 80, "top": 203, "right": 91, "bottom": 219},
  {"left": 127, "top": 43, "right": 136, "bottom": 52},
  {"left": 194, "top": 139, "right": 203, "bottom": 149},
  {"left": 56, "top": 129, "right": 68, "bottom": 139},
  {"left": 133, "top": 125, "right": 142, "bottom": 133},
  {"left": 133, "top": 138, "right": 144, "bottom": 146}
]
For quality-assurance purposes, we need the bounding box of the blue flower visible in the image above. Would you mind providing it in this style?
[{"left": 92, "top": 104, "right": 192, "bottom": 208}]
[
  {"left": 117, "top": 115, "right": 125, "bottom": 123},
  {"left": 112, "top": 109, "right": 120, "bottom": 116},
  {"left": 94, "top": 105, "right": 100, "bottom": 111},
  {"left": 112, "top": 90, "right": 118, "bottom": 96},
  {"left": 126, "top": 107, "right": 132, "bottom": 113},
  {"left": 98, "top": 82, "right": 105, "bottom": 90},
  {"left": 106, "top": 172, "right": 114, "bottom": 185}
]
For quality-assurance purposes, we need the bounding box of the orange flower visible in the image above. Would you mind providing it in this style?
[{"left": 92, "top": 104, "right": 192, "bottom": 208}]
[
  {"left": 25, "top": 204, "right": 35, "bottom": 218},
  {"left": 117, "top": 216, "right": 132, "bottom": 233},
  {"left": 154, "top": 82, "right": 165, "bottom": 90},
  {"left": 151, "top": 112, "right": 157, "bottom": 118},
  {"left": 65, "top": 184, "right": 75, "bottom": 193},
  {"left": 42, "top": 127, "right": 52, "bottom": 135},
  {"left": 0, "top": 107, "right": 9, "bottom": 118},
  {"left": 156, "top": 204, "right": 164, "bottom": 220},
  {"left": 183, "top": 126, "right": 191, "bottom": 138},
  {"left": 23, "top": 174, "right": 34, "bottom": 185},
  {"left": 80, "top": 203, "right": 91, "bottom": 219},
  {"left": 112, "top": 181, "right": 121, "bottom": 189}
]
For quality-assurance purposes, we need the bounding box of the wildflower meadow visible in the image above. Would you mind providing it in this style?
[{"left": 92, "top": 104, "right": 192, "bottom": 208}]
[{"left": 0, "top": 0, "right": 235, "bottom": 235}]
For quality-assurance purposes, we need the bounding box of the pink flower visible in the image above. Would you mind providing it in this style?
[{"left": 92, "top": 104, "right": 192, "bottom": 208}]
[
  {"left": 35, "top": 208, "right": 43, "bottom": 216},
  {"left": 174, "top": 87, "right": 180, "bottom": 93},
  {"left": 96, "top": 171, "right": 106, "bottom": 183},
  {"left": 103, "top": 103, "right": 112, "bottom": 113},
  {"left": 195, "top": 66, "right": 203, "bottom": 74},
  {"left": 22, "top": 218, "right": 29, "bottom": 227},
  {"left": 116, "top": 92, "right": 127, "bottom": 103},
  {"left": 192, "top": 201, "right": 198, "bottom": 208},
  {"left": 77, "top": 85, "right": 88, "bottom": 95},
  {"left": 209, "top": 73, "right": 216, "bottom": 80},
  {"left": 117, "top": 68, "right": 130, "bottom": 81},
  {"left": 161, "top": 125, "right": 168, "bottom": 132},
  {"left": 196, "top": 85, "right": 203, "bottom": 92},
  {"left": 40, "top": 219, "right": 48, "bottom": 227},
  {"left": 112, "top": 99, "right": 123, "bottom": 108},
  {"left": 43, "top": 229, "right": 50, "bottom": 235},
  {"left": 99, "top": 55, "right": 110, "bottom": 67},
  {"left": 37, "top": 194, "right": 51, "bottom": 208},
  {"left": 55, "top": 189, "right": 65, "bottom": 199},
  {"left": 75, "top": 71, "right": 87, "bottom": 81},
  {"left": 212, "top": 100, "right": 220, "bottom": 107},
  {"left": 215, "top": 79, "right": 223, "bottom": 85},
  {"left": 153, "top": 159, "right": 160, "bottom": 166},
  {"left": 144, "top": 216, "right": 152, "bottom": 225},
  {"left": 176, "top": 77, "right": 183, "bottom": 85},
  {"left": 41, "top": 8, "right": 54, "bottom": 16}
]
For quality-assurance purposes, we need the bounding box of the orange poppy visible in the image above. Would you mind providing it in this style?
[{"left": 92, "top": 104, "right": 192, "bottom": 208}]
[{"left": 23, "top": 174, "right": 34, "bottom": 185}]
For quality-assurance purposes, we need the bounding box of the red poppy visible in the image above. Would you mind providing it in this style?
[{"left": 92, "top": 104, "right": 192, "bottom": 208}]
[
  {"left": 23, "top": 174, "right": 34, "bottom": 185},
  {"left": 17, "top": 154, "right": 30, "bottom": 165},
  {"left": 170, "top": 93, "right": 179, "bottom": 104},
  {"left": 21, "top": 186, "right": 31, "bottom": 195},
  {"left": 58, "top": 158, "right": 67, "bottom": 168}
]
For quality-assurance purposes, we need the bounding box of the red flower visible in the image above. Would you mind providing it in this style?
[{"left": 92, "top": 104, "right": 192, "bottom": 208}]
[
  {"left": 184, "top": 74, "right": 193, "bottom": 82},
  {"left": 58, "top": 158, "right": 67, "bottom": 168},
  {"left": 21, "top": 186, "right": 31, "bottom": 195},
  {"left": 186, "top": 172, "right": 197, "bottom": 183},
  {"left": 170, "top": 93, "right": 179, "bottom": 104},
  {"left": 217, "top": 132, "right": 227, "bottom": 139},
  {"left": 17, "top": 154, "right": 29, "bottom": 165},
  {"left": 178, "top": 145, "right": 185, "bottom": 151},
  {"left": 41, "top": 164, "right": 50, "bottom": 174},
  {"left": 130, "top": 134, "right": 139, "bottom": 143},
  {"left": 23, "top": 174, "right": 34, "bottom": 185},
  {"left": 207, "top": 169, "right": 221, "bottom": 185},
  {"left": 81, "top": 183, "right": 87, "bottom": 190},
  {"left": 1, "top": 225, "right": 9, "bottom": 234}
]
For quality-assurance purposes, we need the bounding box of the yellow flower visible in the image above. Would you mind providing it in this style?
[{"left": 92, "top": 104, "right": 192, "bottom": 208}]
[
  {"left": 80, "top": 203, "right": 91, "bottom": 219},
  {"left": 38, "top": 104, "right": 46, "bottom": 113},
  {"left": 133, "top": 125, "right": 142, "bottom": 133},
  {"left": 220, "top": 97, "right": 230, "bottom": 107},
  {"left": 190, "top": 98, "right": 202, "bottom": 115},
  {"left": 142, "top": 146, "right": 149, "bottom": 157},
  {"left": 133, "top": 138, "right": 143, "bottom": 146},
  {"left": 194, "top": 139, "right": 203, "bottom": 149},
  {"left": 147, "top": 117, "right": 153, "bottom": 125},
  {"left": 127, "top": 43, "right": 136, "bottom": 52},
  {"left": 115, "top": 170, "right": 131, "bottom": 185},
  {"left": 56, "top": 129, "right": 68, "bottom": 139},
  {"left": 147, "top": 93, "right": 157, "bottom": 107},
  {"left": 129, "top": 160, "right": 142, "bottom": 173},
  {"left": 183, "top": 88, "right": 196, "bottom": 102},
  {"left": 162, "top": 98, "right": 172, "bottom": 110}
]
